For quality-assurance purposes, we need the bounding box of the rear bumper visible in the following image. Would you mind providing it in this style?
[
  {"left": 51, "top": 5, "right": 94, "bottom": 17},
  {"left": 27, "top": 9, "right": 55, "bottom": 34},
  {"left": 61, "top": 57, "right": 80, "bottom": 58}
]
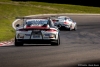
[
  {"left": 61, "top": 24, "right": 70, "bottom": 27},
  {"left": 16, "top": 39, "right": 57, "bottom": 44},
  {"left": 56, "top": 24, "right": 70, "bottom": 29},
  {"left": 62, "top": 26, "right": 70, "bottom": 28}
]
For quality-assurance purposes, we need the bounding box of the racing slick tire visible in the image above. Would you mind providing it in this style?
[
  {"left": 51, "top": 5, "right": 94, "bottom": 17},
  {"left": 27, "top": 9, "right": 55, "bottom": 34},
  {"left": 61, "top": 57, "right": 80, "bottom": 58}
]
[
  {"left": 57, "top": 24, "right": 61, "bottom": 29},
  {"left": 68, "top": 24, "right": 72, "bottom": 31},
  {"left": 67, "top": 28, "right": 71, "bottom": 31},
  {"left": 15, "top": 38, "right": 23, "bottom": 46},
  {"left": 73, "top": 25, "right": 77, "bottom": 31},
  {"left": 51, "top": 35, "right": 60, "bottom": 46}
]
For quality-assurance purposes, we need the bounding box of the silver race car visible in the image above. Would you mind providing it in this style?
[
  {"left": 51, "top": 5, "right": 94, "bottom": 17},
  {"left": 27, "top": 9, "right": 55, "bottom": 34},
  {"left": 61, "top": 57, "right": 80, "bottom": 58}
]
[
  {"left": 15, "top": 17, "right": 60, "bottom": 46},
  {"left": 51, "top": 16, "right": 77, "bottom": 31}
]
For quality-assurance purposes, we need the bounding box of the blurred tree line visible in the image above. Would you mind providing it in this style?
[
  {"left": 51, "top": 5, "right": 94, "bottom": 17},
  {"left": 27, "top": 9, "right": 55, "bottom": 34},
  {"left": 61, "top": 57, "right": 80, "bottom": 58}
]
[{"left": 12, "top": 0, "right": 100, "bottom": 7}]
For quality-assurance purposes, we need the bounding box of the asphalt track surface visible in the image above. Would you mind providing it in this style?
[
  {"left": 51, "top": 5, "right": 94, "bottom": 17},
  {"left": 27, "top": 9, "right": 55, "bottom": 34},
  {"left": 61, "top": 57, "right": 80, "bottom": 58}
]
[{"left": 0, "top": 15, "right": 100, "bottom": 67}]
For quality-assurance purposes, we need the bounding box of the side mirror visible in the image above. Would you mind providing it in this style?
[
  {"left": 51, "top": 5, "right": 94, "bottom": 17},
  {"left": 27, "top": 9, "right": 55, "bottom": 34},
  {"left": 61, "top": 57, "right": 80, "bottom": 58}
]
[{"left": 16, "top": 24, "right": 20, "bottom": 27}]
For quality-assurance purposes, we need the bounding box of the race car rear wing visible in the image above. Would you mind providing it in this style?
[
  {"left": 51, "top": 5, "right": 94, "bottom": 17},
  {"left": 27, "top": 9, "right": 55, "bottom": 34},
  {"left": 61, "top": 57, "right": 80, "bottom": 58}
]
[
  {"left": 16, "top": 16, "right": 50, "bottom": 19},
  {"left": 15, "top": 16, "right": 52, "bottom": 29}
]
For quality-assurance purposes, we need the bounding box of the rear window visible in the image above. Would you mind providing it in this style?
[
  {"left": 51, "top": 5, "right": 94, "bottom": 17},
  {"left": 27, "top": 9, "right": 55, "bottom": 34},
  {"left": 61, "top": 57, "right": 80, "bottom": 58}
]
[
  {"left": 57, "top": 18, "right": 67, "bottom": 22},
  {"left": 26, "top": 19, "right": 48, "bottom": 25}
]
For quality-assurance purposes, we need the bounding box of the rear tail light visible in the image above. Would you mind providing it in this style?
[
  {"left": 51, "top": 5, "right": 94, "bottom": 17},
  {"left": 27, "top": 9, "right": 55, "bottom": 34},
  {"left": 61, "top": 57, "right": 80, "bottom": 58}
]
[
  {"left": 43, "top": 34, "right": 56, "bottom": 38},
  {"left": 17, "top": 34, "right": 24, "bottom": 38},
  {"left": 64, "top": 22, "right": 68, "bottom": 24},
  {"left": 49, "top": 34, "right": 55, "bottom": 38}
]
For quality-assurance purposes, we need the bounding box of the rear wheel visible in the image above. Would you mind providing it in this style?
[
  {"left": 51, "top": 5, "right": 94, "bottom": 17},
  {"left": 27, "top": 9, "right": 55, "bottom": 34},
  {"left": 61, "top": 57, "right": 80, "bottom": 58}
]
[
  {"left": 51, "top": 35, "right": 60, "bottom": 46},
  {"left": 15, "top": 38, "right": 23, "bottom": 46},
  {"left": 57, "top": 24, "right": 61, "bottom": 29},
  {"left": 68, "top": 27, "right": 71, "bottom": 31},
  {"left": 73, "top": 25, "right": 77, "bottom": 31},
  {"left": 66, "top": 25, "right": 72, "bottom": 31}
]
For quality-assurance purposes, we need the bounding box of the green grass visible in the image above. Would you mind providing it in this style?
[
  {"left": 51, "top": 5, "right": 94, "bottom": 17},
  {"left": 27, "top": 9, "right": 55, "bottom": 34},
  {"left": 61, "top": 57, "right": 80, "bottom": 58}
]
[{"left": 0, "top": 0, "right": 100, "bottom": 42}]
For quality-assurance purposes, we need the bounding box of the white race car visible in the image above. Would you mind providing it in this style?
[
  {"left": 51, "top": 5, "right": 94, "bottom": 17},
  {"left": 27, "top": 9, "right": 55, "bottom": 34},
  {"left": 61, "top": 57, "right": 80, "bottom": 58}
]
[
  {"left": 15, "top": 17, "right": 60, "bottom": 46},
  {"left": 52, "top": 16, "right": 77, "bottom": 31}
]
